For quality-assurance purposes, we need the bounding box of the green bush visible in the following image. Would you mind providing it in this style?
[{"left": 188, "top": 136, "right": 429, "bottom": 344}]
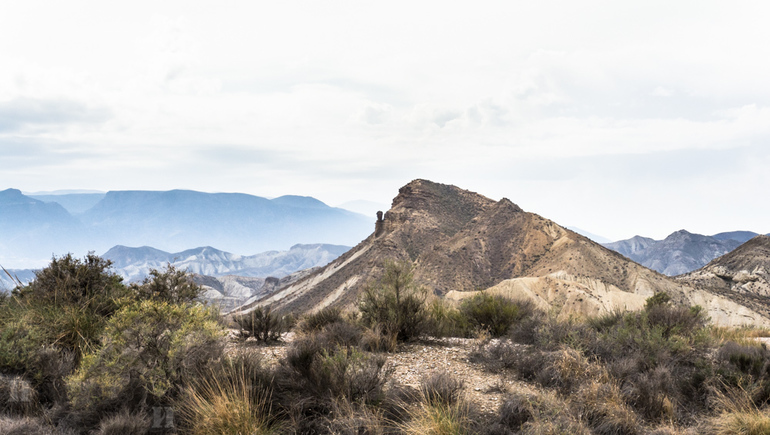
[
  {"left": 280, "top": 336, "right": 388, "bottom": 404},
  {"left": 130, "top": 263, "right": 203, "bottom": 304},
  {"left": 67, "top": 300, "right": 225, "bottom": 417},
  {"left": 0, "top": 254, "right": 129, "bottom": 408},
  {"left": 459, "top": 293, "right": 536, "bottom": 337},
  {"left": 358, "top": 260, "right": 427, "bottom": 342},
  {"left": 233, "top": 305, "right": 285, "bottom": 342},
  {"left": 425, "top": 299, "right": 470, "bottom": 338},
  {"left": 297, "top": 306, "right": 343, "bottom": 333},
  {"left": 9, "top": 254, "right": 129, "bottom": 362}
]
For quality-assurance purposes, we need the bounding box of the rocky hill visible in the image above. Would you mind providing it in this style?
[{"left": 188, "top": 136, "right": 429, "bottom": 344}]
[
  {"left": 103, "top": 244, "right": 350, "bottom": 282},
  {"left": 604, "top": 230, "right": 763, "bottom": 276},
  {"left": 235, "top": 180, "right": 770, "bottom": 326},
  {"left": 193, "top": 268, "right": 318, "bottom": 312},
  {"left": 677, "top": 235, "right": 770, "bottom": 318}
]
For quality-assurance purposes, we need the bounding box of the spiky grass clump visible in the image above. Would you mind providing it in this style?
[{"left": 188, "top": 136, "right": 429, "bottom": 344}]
[
  {"left": 177, "top": 356, "right": 280, "bottom": 435},
  {"left": 703, "top": 386, "right": 770, "bottom": 435},
  {"left": 400, "top": 372, "right": 474, "bottom": 435},
  {"left": 492, "top": 388, "right": 590, "bottom": 435},
  {"left": 94, "top": 409, "right": 149, "bottom": 435},
  {"left": 401, "top": 401, "right": 474, "bottom": 435}
]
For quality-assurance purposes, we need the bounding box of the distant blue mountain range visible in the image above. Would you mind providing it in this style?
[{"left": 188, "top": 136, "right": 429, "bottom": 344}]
[
  {"left": 0, "top": 188, "right": 373, "bottom": 268},
  {"left": 603, "top": 230, "right": 769, "bottom": 276}
]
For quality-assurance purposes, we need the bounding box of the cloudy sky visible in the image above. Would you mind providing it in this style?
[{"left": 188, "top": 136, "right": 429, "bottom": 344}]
[{"left": 2, "top": 1, "right": 769, "bottom": 241}]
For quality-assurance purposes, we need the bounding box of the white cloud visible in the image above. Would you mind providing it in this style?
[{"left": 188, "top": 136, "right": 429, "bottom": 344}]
[{"left": 1, "top": 1, "right": 770, "bottom": 238}]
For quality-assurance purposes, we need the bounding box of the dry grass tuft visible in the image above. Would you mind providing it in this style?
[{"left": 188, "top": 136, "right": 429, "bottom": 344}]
[
  {"left": 709, "top": 325, "right": 770, "bottom": 346},
  {"left": 400, "top": 372, "right": 475, "bottom": 435},
  {"left": 702, "top": 385, "right": 770, "bottom": 435},
  {"left": 177, "top": 356, "right": 280, "bottom": 435}
]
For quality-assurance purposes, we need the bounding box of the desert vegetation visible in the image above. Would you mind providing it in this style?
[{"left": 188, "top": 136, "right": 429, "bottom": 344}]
[{"left": 3, "top": 256, "right": 770, "bottom": 434}]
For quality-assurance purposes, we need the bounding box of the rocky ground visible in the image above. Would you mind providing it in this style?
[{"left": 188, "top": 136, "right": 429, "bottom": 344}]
[{"left": 231, "top": 332, "right": 525, "bottom": 418}]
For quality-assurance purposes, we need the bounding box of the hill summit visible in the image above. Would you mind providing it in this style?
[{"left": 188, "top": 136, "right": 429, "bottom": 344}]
[{"left": 236, "top": 180, "right": 770, "bottom": 326}]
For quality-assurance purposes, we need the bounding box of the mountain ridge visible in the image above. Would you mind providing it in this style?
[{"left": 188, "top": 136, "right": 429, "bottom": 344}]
[
  {"left": 603, "top": 230, "right": 767, "bottom": 276},
  {"left": 0, "top": 188, "right": 370, "bottom": 268},
  {"left": 236, "top": 179, "right": 770, "bottom": 326}
]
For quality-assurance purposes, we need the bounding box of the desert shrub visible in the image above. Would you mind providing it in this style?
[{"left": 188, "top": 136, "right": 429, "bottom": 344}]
[
  {"left": 531, "top": 315, "right": 596, "bottom": 351},
  {"left": 130, "top": 263, "right": 203, "bottom": 304},
  {"left": 490, "top": 389, "right": 590, "bottom": 435},
  {"left": 273, "top": 332, "right": 391, "bottom": 432},
  {"left": 586, "top": 309, "right": 626, "bottom": 332},
  {"left": 7, "top": 254, "right": 129, "bottom": 363},
  {"left": 0, "top": 416, "right": 60, "bottom": 435},
  {"left": 533, "top": 347, "right": 609, "bottom": 396},
  {"left": 401, "top": 401, "right": 474, "bottom": 435},
  {"left": 66, "top": 299, "right": 224, "bottom": 425},
  {"left": 234, "top": 305, "right": 285, "bottom": 342},
  {"left": 359, "top": 325, "right": 398, "bottom": 353},
  {"left": 0, "top": 255, "right": 128, "bottom": 408},
  {"left": 425, "top": 299, "right": 470, "bottom": 338},
  {"left": 714, "top": 341, "right": 770, "bottom": 406},
  {"left": 577, "top": 297, "right": 712, "bottom": 422},
  {"left": 396, "top": 371, "right": 480, "bottom": 435},
  {"left": 93, "top": 409, "right": 150, "bottom": 435},
  {"left": 509, "top": 309, "right": 547, "bottom": 345},
  {"left": 279, "top": 334, "right": 389, "bottom": 406},
  {"left": 572, "top": 380, "right": 640, "bottom": 435},
  {"left": 324, "top": 398, "right": 387, "bottom": 435},
  {"left": 359, "top": 260, "right": 427, "bottom": 342},
  {"left": 419, "top": 372, "right": 464, "bottom": 407},
  {"left": 716, "top": 341, "right": 770, "bottom": 380},
  {"left": 298, "top": 306, "right": 343, "bottom": 333},
  {"left": 621, "top": 364, "right": 678, "bottom": 422},
  {"left": 0, "top": 374, "right": 38, "bottom": 416},
  {"left": 320, "top": 321, "right": 363, "bottom": 349},
  {"left": 459, "top": 293, "right": 536, "bottom": 337}
]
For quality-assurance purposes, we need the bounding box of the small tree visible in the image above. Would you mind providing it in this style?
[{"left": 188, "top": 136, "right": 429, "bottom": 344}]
[
  {"left": 10, "top": 253, "right": 128, "bottom": 361},
  {"left": 131, "top": 263, "right": 203, "bottom": 304},
  {"left": 358, "top": 260, "right": 427, "bottom": 342}
]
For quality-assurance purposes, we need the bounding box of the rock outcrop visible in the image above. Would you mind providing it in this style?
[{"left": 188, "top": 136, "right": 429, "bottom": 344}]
[{"left": 677, "top": 235, "right": 770, "bottom": 318}]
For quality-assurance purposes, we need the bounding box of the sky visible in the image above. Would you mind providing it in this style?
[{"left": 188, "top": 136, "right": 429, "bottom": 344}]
[{"left": 2, "top": 0, "right": 770, "bottom": 241}]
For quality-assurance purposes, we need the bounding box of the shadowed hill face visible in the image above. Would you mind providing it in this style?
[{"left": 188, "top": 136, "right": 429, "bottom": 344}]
[
  {"left": 707, "top": 235, "right": 770, "bottom": 272},
  {"left": 677, "top": 235, "right": 770, "bottom": 318},
  {"left": 237, "top": 179, "right": 768, "bottom": 326}
]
